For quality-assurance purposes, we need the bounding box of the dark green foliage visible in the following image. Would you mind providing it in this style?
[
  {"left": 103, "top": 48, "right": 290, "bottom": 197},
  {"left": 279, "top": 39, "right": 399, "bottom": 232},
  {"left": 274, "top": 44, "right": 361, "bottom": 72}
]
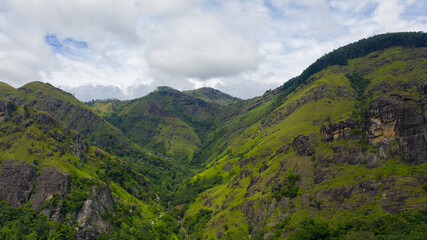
[
  {"left": 172, "top": 174, "right": 223, "bottom": 205},
  {"left": 273, "top": 173, "right": 301, "bottom": 200},
  {"left": 96, "top": 157, "right": 149, "bottom": 200},
  {"left": 288, "top": 210, "right": 427, "bottom": 240},
  {"left": 334, "top": 210, "right": 427, "bottom": 240},
  {"left": 0, "top": 200, "right": 75, "bottom": 240},
  {"left": 184, "top": 209, "right": 213, "bottom": 239},
  {"left": 61, "top": 177, "right": 93, "bottom": 219},
  {"left": 346, "top": 73, "right": 371, "bottom": 100},
  {"left": 289, "top": 218, "right": 331, "bottom": 240}
]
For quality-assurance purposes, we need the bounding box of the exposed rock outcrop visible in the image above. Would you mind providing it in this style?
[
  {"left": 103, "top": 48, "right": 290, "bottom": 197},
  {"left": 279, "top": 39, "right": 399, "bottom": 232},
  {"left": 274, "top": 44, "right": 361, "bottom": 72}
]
[
  {"left": 76, "top": 183, "right": 113, "bottom": 240},
  {"left": 0, "top": 99, "right": 17, "bottom": 122},
  {"left": 0, "top": 161, "right": 113, "bottom": 240},
  {"left": 0, "top": 161, "right": 36, "bottom": 207},
  {"left": 292, "top": 134, "right": 314, "bottom": 156},
  {"left": 367, "top": 95, "right": 426, "bottom": 164},
  {"left": 321, "top": 118, "right": 358, "bottom": 142},
  {"left": 32, "top": 167, "right": 70, "bottom": 221}
]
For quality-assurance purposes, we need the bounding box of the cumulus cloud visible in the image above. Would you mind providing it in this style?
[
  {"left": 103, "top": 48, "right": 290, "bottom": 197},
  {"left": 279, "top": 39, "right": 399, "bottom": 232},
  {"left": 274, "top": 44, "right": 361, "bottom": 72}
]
[
  {"left": 146, "top": 13, "right": 263, "bottom": 79},
  {"left": 0, "top": 0, "right": 426, "bottom": 100}
]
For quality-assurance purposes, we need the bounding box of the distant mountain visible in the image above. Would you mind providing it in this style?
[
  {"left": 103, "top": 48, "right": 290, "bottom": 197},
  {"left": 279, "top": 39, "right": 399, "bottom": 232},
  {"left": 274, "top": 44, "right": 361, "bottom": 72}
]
[
  {"left": 89, "top": 86, "right": 230, "bottom": 163},
  {"left": 184, "top": 87, "right": 241, "bottom": 105}
]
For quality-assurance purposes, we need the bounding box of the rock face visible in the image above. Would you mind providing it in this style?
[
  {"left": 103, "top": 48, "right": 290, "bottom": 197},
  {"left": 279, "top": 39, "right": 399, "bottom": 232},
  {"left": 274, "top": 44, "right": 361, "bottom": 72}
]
[
  {"left": 0, "top": 162, "right": 69, "bottom": 211},
  {"left": 0, "top": 161, "right": 113, "bottom": 240},
  {"left": 0, "top": 99, "right": 17, "bottom": 122},
  {"left": 292, "top": 135, "right": 314, "bottom": 156},
  {"left": 367, "top": 95, "right": 426, "bottom": 164},
  {"left": 32, "top": 167, "right": 70, "bottom": 221},
  {"left": 0, "top": 161, "right": 36, "bottom": 207},
  {"left": 76, "top": 183, "right": 113, "bottom": 240},
  {"left": 321, "top": 118, "right": 358, "bottom": 142}
]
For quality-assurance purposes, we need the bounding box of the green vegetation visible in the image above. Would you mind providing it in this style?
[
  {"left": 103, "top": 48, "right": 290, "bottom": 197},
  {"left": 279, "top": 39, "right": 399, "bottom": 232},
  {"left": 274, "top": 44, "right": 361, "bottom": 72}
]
[
  {"left": 286, "top": 210, "right": 427, "bottom": 240},
  {"left": 279, "top": 32, "right": 426, "bottom": 105},
  {"left": 1, "top": 32, "right": 426, "bottom": 239},
  {"left": 346, "top": 73, "right": 371, "bottom": 100},
  {"left": 0, "top": 200, "right": 75, "bottom": 240},
  {"left": 171, "top": 174, "right": 224, "bottom": 205},
  {"left": 184, "top": 209, "right": 213, "bottom": 239},
  {"left": 0, "top": 82, "right": 15, "bottom": 98},
  {"left": 273, "top": 173, "right": 301, "bottom": 200},
  {"left": 184, "top": 87, "right": 241, "bottom": 105}
]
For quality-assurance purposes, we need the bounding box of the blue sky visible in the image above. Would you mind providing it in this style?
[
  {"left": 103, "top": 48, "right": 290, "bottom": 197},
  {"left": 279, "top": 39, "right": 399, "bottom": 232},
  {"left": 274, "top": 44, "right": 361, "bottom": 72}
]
[{"left": 0, "top": 0, "right": 426, "bottom": 101}]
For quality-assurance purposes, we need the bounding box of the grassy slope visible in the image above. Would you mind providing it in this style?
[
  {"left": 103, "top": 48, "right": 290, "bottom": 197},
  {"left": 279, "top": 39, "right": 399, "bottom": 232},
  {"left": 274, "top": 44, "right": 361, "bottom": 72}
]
[
  {"left": 5, "top": 82, "right": 180, "bottom": 191},
  {"left": 92, "top": 87, "right": 224, "bottom": 164},
  {"left": 7, "top": 82, "right": 131, "bottom": 153},
  {"left": 0, "top": 82, "right": 15, "bottom": 98},
  {"left": 183, "top": 47, "right": 427, "bottom": 239},
  {"left": 0, "top": 103, "right": 155, "bottom": 219}
]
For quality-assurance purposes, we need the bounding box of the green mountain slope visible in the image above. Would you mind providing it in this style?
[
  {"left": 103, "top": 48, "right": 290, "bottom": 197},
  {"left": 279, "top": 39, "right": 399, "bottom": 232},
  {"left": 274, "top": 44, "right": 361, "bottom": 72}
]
[
  {"left": 178, "top": 37, "right": 427, "bottom": 239},
  {"left": 0, "top": 99, "right": 156, "bottom": 239},
  {"left": 5, "top": 82, "right": 186, "bottom": 195},
  {"left": 90, "top": 86, "right": 227, "bottom": 164},
  {"left": 0, "top": 82, "right": 15, "bottom": 98},
  {"left": 0, "top": 32, "right": 426, "bottom": 240},
  {"left": 6, "top": 82, "right": 137, "bottom": 157},
  {"left": 184, "top": 87, "right": 241, "bottom": 106}
]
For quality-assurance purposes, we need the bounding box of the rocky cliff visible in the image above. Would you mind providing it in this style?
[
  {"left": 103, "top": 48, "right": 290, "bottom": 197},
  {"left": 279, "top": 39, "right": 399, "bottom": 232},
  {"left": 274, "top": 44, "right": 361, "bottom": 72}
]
[{"left": 0, "top": 99, "right": 153, "bottom": 239}]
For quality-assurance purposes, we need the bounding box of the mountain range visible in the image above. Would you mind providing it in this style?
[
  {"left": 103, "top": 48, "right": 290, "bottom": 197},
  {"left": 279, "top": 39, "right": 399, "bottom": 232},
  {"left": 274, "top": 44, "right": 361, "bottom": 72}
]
[{"left": 0, "top": 32, "right": 426, "bottom": 239}]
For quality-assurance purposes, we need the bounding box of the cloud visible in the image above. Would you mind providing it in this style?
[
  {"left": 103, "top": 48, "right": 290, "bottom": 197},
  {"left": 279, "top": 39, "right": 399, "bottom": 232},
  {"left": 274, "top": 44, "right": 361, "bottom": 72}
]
[
  {"left": 65, "top": 84, "right": 127, "bottom": 102},
  {"left": 145, "top": 11, "right": 264, "bottom": 79},
  {"left": 0, "top": 0, "right": 426, "bottom": 101}
]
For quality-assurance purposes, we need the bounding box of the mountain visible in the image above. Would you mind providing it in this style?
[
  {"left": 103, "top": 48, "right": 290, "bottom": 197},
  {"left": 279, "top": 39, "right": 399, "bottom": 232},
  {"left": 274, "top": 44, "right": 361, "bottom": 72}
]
[
  {"left": 4, "top": 81, "right": 186, "bottom": 194},
  {"left": 177, "top": 32, "right": 427, "bottom": 239},
  {"left": 0, "top": 82, "right": 15, "bottom": 98},
  {"left": 184, "top": 87, "right": 241, "bottom": 106},
  {"left": 0, "top": 99, "right": 154, "bottom": 239},
  {"left": 6, "top": 81, "right": 136, "bottom": 157},
  {"left": 0, "top": 32, "right": 426, "bottom": 240},
  {"left": 88, "top": 86, "right": 232, "bottom": 164}
]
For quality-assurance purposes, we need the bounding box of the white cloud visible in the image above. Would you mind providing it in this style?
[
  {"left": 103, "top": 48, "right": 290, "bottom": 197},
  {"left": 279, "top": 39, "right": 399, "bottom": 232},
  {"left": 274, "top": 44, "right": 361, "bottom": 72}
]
[
  {"left": 0, "top": 0, "right": 426, "bottom": 100},
  {"left": 146, "top": 13, "right": 263, "bottom": 79}
]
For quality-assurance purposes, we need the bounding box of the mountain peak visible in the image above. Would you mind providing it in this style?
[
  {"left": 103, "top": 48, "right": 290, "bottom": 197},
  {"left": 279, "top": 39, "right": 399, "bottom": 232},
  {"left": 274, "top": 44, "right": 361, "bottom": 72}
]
[
  {"left": 184, "top": 87, "right": 241, "bottom": 105},
  {"left": 0, "top": 81, "right": 15, "bottom": 98}
]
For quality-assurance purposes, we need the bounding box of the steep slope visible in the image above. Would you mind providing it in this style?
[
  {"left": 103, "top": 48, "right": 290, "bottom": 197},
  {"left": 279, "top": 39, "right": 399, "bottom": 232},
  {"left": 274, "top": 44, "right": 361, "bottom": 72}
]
[
  {"left": 6, "top": 82, "right": 136, "bottom": 157},
  {"left": 5, "top": 82, "right": 181, "bottom": 191},
  {"left": 179, "top": 38, "right": 427, "bottom": 238},
  {"left": 0, "top": 99, "right": 156, "bottom": 239},
  {"left": 184, "top": 87, "right": 241, "bottom": 105},
  {"left": 92, "top": 86, "right": 226, "bottom": 163},
  {"left": 194, "top": 31, "right": 427, "bottom": 167},
  {"left": 0, "top": 82, "right": 15, "bottom": 98}
]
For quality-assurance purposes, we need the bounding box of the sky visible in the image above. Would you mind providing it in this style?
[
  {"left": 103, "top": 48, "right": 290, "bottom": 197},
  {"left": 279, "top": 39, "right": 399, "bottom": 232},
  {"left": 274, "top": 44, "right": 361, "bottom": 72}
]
[{"left": 0, "top": 0, "right": 426, "bottom": 101}]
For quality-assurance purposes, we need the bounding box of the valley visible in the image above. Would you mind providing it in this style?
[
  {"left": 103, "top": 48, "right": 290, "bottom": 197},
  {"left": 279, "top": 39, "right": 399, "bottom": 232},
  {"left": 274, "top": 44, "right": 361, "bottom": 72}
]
[{"left": 0, "top": 32, "right": 426, "bottom": 239}]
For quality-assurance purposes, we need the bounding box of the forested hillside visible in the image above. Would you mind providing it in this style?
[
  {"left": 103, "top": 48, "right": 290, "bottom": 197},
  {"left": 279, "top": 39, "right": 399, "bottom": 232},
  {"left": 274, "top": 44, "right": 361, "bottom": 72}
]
[{"left": 0, "top": 32, "right": 425, "bottom": 239}]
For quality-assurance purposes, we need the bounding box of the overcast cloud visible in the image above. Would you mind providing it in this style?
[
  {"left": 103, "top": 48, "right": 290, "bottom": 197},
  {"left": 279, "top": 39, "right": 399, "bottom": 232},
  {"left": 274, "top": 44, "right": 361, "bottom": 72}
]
[{"left": 0, "top": 0, "right": 426, "bottom": 101}]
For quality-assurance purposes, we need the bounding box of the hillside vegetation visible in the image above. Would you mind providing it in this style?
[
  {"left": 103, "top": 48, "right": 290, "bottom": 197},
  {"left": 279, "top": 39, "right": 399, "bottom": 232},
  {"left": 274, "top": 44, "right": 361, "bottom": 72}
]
[
  {"left": 180, "top": 39, "right": 427, "bottom": 239},
  {"left": 0, "top": 32, "right": 426, "bottom": 239}
]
